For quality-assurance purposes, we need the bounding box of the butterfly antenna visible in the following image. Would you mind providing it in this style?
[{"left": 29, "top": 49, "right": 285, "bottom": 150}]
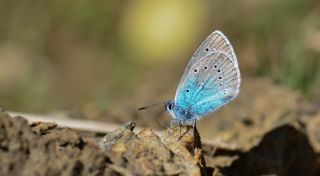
[{"left": 137, "top": 102, "right": 163, "bottom": 111}]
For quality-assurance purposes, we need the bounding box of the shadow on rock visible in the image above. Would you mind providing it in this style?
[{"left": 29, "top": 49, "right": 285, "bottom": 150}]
[{"left": 221, "top": 124, "right": 318, "bottom": 176}]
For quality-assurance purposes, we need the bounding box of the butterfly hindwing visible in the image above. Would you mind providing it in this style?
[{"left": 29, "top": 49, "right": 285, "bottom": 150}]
[{"left": 175, "top": 52, "right": 240, "bottom": 118}]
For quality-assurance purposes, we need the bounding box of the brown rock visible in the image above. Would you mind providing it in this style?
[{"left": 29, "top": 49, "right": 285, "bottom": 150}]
[
  {"left": 0, "top": 111, "right": 107, "bottom": 176},
  {"left": 30, "top": 121, "right": 57, "bottom": 134},
  {"left": 220, "top": 124, "right": 318, "bottom": 176},
  {"left": 100, "top": 123, "right": 208, "bottom": 175}
]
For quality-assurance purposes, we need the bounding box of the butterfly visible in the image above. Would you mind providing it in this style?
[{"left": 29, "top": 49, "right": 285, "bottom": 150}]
[{"left": 139, "top": 30, "right": 240, "bottom": 126}]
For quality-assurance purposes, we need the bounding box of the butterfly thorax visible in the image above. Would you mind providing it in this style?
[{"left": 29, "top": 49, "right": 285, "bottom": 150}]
[{"left": 164, "top": 100, "right": 194, "bottom": 121}]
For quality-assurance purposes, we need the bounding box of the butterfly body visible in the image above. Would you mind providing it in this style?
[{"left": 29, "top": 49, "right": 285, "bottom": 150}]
[{"left": 164, "top": 30, "right": 241, "bottom": 124}]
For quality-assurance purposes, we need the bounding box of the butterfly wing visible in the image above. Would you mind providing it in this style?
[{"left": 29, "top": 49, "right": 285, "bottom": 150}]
[
  {"left": 175, "top": 51, "right": 240, "bottom": 118},
  {"left": 176, "top": 30, "right": 239, "bottom": 94}
]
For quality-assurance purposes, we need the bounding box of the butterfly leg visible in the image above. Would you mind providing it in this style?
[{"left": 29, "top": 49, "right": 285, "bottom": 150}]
[
  {"left": 179, "top": 120, "right": 182, "bottom": 135},
  {"left": 177, "top": 120, "right": 189, "bottom": 141},
  {"left": 192, "top": 119, "right": 197, "bottom": 130}
]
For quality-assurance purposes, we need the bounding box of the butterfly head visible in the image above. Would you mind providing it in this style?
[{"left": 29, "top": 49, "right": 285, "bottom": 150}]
[
  {"left": 164, "top": 100, "right": 174, "bottom": 112},
  {"left": 164, "top": 100, "right": 180, "bottom": 120},
  {"left": 164, "top": 100, "right": 196, "bottom": 122}
]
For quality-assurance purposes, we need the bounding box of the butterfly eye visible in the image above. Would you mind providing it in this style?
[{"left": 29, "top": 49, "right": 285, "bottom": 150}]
[{"left": 168, "top": 104, "right": 172, "bottom": 110}]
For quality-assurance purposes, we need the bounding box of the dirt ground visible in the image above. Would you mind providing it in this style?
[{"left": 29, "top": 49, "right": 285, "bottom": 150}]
[{"left": 1, "top": 77, "right": 320, "bottom": 175}]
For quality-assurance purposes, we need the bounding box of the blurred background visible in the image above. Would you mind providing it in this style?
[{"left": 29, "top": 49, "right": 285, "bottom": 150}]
[{"left": 0, "top": 0, "right": 320, "bottom": 133}]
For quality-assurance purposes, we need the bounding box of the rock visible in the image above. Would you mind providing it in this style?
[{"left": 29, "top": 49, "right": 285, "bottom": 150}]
[
  {"left": 99, "top": 121, "right": 135, "bottom": 151},
  {"left": 30, "top": 121, "right": 57, "bottom": 134},
  {"left": 99, "top": 123, "right": 208, "bottom": 176},
  {"left": 0, "top": 111, "right": 107, "bottom": 176},
  {"left": 220, "top": 124, "right": 318, "bottom": 176}
]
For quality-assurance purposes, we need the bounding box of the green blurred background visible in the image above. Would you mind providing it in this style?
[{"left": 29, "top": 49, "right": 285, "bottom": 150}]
[{"left": 0, "top": 0, "right": 319, "bottom": 116}]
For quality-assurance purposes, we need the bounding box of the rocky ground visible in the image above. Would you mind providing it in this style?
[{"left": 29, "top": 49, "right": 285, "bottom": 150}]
[
  {"left": 0, "top": 109, "right": 320, "bottom": 175},
  {"left": 1, "top": 77, "right": 320, "bottom": 175}
]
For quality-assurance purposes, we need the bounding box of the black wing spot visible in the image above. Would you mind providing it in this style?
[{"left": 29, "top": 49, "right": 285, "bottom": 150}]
[
  {"left": 218, "top": 69, "right": 221, "bottom": 73},
  {"left": 219, "top": 84, "right": 222, "bottom": 87},
  {"left": 186, "top": 90, "right": 189, "bottom": 92},
  {"left": 194, "top": 69, "right": 197, "bottom": 72},
  {"left": 219, "top": 76, "right": 222, "bottom": 79},
  {"left": 204, "top": 66, "right": 207, "bottom": 69},
  {"left": 205, "top": 48, "right": 209, "bottom": 52},
  {"left": 214, "top": 65, "right": 217, "bottom": 68}
]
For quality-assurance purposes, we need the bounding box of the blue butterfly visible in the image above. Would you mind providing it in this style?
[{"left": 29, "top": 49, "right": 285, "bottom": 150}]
[{"left": 139, "top": 30, "right": 240, "bottom": 126}]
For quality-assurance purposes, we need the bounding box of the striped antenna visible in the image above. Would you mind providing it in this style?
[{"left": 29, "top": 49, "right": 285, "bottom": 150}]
[{"left": 137, "top": 102, "right": 163, "bottom": 111}]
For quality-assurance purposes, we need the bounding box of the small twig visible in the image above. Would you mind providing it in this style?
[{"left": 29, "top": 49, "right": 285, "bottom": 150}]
[{"left": 8, "top": 111, "right": 131, "bottom": 133}]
